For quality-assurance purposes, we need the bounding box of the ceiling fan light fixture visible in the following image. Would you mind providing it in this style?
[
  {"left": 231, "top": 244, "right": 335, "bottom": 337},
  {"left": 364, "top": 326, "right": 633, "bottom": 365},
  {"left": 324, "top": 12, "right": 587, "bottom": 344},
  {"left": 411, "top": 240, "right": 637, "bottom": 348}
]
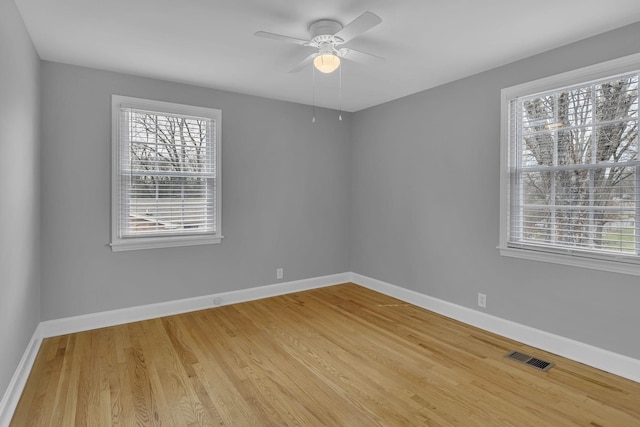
[{"left": 313, "top": 54, "right": 340, "bottom": 73}]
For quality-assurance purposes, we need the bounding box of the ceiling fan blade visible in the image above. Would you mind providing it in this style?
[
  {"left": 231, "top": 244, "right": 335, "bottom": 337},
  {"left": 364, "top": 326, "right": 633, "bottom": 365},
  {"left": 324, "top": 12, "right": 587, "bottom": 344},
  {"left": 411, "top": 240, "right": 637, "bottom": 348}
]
[
  {"left": 338, "top": 48, "right": 384, "bottom": 65},
  {"left": 334, "top": 11, "right": 382, "bottom": 43},
  {"left": 254, "top": 31, "right": 309, "bottom": 46},
  {"left": 288, "top": 53, "right": 317, "bottom": 73}
]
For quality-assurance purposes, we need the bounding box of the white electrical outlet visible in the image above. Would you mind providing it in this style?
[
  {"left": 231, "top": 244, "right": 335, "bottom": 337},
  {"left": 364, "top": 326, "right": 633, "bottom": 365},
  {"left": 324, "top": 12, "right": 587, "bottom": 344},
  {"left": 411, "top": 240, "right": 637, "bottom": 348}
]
[
  {"left": 478, "top": 293, "right": 487, "bottom": 308},
  {"left": 213, "top": 296, "right": 222, "bottom": 306},
  {"left": 276, "top": 268, "right": 284, "bottom": 279}
]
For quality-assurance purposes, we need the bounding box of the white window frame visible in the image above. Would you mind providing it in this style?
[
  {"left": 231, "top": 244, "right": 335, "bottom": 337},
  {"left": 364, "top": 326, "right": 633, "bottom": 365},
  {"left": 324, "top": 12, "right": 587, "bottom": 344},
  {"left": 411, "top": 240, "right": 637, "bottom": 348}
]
[
  {"left": 111, "top": 95, "right": 222, "bottom": 251},
  {"left": 499, "top": 53, "right": 640, "bottom": 276}
]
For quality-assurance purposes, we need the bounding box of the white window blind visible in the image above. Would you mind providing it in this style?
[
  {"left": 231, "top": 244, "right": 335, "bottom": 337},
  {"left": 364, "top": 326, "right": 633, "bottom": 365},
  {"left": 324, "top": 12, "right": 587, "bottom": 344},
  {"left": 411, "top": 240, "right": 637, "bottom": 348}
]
[
  {"left": 111, "top": 96, "right": 222, "bottom": 251},
  {"left": 502, "top": 64, "right": 640, "bottom": 268}
]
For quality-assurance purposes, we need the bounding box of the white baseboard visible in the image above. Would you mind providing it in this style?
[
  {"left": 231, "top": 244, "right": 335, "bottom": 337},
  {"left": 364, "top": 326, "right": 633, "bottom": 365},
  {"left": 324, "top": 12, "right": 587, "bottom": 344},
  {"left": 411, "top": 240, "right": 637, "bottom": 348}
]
[
  {"left": 0, "top": 325, "right": 43, "bottom": 427},
  {"left": 39, "top": 272, "right": 351, "bottom": 338},
  {"left": 351, "top": 273, "right": 640, "bottom": 383}
]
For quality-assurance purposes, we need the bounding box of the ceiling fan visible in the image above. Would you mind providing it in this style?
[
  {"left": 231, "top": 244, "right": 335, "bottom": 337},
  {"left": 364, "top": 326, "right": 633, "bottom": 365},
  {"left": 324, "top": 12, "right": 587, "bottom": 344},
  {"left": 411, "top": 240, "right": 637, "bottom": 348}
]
[{"left": 255, "top": 11, "right": 384, "bottom": 74}]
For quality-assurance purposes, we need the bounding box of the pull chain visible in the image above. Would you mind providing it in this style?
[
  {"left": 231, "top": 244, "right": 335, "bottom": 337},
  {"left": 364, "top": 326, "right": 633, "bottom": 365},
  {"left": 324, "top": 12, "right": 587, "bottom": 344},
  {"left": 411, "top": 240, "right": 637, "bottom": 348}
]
[
  {"left": 312, "top": 65, "right": 316, "bottom": 123},
  {"left": 338, "top": 63, "right": 343, "bottom": 120}
]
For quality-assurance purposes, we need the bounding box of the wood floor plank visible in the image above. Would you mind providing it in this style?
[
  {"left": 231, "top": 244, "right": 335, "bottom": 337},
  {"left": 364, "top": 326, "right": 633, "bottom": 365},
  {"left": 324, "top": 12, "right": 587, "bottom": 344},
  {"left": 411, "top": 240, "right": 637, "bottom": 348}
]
[
  {"left": 182, "top": 313, "right": 263, "bottom": 425},
  {"left": 48, "top": 335, "right": 77, "bottom": 427},
  {"left": 193, "top": 308, "right": 345, "bottom": 425},
  {"left": 9, "top": 338, "right": 57, "bottom": 427},
  {"left": 240, "top": 304, "right": 412, "bottom": 425},
  {"left": 10, "top": 283, "right": 640, "bottom": 426}
]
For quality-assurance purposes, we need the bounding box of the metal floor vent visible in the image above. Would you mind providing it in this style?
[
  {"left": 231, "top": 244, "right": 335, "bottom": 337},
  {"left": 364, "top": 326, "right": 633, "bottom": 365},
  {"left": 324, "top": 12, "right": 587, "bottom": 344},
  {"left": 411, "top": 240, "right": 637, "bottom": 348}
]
[{"left": 505, "top": 351, "right": 554, "bottom": 372}]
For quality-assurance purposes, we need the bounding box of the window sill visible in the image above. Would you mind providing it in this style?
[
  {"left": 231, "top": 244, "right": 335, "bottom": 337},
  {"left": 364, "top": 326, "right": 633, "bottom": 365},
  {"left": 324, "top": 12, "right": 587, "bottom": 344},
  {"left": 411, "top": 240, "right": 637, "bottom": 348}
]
[
  {"left": 111, "top": 234, "right": 223, "bottom": 252},
  {"left": 498, "top": 245, "right": 640, "bottom": 277}
]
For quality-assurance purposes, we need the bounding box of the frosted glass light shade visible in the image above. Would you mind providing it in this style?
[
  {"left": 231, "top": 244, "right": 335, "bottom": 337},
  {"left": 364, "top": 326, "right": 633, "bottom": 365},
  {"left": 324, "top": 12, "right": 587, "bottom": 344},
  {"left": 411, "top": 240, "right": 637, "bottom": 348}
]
[{"left": 313, "top": 54, "right": 340, "bottom": 73}]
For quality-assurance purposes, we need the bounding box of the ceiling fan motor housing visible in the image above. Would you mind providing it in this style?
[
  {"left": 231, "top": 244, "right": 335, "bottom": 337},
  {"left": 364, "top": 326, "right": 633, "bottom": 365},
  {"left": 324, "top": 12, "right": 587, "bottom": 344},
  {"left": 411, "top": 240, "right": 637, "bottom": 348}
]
[{"left": 309, "top": 20, "right": 344, "bottom": 46}]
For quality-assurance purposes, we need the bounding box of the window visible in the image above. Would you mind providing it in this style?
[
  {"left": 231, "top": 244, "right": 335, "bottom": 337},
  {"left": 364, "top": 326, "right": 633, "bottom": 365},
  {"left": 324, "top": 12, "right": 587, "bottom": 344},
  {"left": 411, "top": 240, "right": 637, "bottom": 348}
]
[
  {"left": 111, "top": 96, "right": 222, "bottom": 251},
  {"left": 500, "top": 54, "right": 640, "bottom": 275}
]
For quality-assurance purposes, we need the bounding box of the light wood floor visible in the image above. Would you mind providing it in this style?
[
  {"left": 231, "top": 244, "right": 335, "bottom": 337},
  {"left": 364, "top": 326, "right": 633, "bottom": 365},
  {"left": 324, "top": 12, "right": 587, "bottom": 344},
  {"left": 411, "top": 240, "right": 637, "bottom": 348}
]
[{"left": 11, "top": 283, "right": 640, "bottom": 426}]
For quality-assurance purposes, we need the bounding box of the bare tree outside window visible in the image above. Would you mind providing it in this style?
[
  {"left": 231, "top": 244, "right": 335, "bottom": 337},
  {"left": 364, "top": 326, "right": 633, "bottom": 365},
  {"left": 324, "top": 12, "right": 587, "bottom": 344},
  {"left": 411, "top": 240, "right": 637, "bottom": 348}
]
[{"left": 514, "top": 74, "right": 638, "bottom": 255}]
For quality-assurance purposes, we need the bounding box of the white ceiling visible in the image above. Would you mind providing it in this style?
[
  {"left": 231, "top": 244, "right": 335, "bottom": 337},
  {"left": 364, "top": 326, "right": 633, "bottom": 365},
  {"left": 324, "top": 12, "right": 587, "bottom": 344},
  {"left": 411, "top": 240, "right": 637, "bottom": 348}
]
[{"left": 15, "top": 0, "right": 640, "bottom": 112}]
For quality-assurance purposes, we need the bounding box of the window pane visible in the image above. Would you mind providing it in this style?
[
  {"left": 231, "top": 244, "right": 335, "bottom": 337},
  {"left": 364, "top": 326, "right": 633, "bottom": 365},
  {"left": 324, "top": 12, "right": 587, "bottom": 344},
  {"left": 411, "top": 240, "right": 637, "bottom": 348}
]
[
  {"left": 127, "top": 112, "right": 211, "bottom": 174},
  {"left": 522, "top": 96, "right": 555, "bottom": 133},
  {"left": 553, "top": 170, "right": 592, "bottom": 249},
  {"left": 124, "top": 176, "right": 214, "bottom": 235},
  {"left": 594, "top": 120, "right": 638, "bottom": 164},
  {"left": 522, "top": 133, "right": 554, "bottom": 167},
  {"left": 593, "top": 167, "right": 636, "bottom": 253},
  {"left": 558, "top": 86, "right": 593, "bottom": 128},
  {"left": 512, "top": 163, "right": 638, "bottom": 254},
  {"left": 552, "top": 167, "right": 636, "bottom": 252},
  {"left": 519, "top": 166, "right": 637, "bottom": 254},
  {"left": 557, "top": 128, "right": 592, "bottom": 166},
  {"left": 521, "top": 171, "right": 552, "bottom": 242},
  {"left": 595, "top": 76, "right": 638, "bottom": 122},
  {"left": 594, "top": 75, "right": 639, "bottom": 164}
]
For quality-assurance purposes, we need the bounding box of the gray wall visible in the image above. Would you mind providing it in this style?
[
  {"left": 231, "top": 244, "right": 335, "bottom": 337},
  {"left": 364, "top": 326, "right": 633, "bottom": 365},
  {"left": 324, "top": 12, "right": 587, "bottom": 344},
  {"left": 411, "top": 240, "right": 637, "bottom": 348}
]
[
  {"left": 0, "top": 0, "right": 41, "bottom": 397},
  {"left": 350, "top": 22, "right": 640, "bottom": 359},
  {"left": 40, "top": 62, "right": 351, "bottom": 320}
]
